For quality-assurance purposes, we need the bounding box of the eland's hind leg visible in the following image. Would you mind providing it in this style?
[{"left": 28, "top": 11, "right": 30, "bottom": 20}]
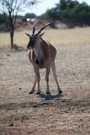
[{"left": 51, "top": 62, "right": 62, "bottom": 94}]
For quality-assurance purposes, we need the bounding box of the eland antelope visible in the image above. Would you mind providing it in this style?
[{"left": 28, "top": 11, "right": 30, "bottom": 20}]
[{"left": 26, "top": 22, "right": 62, "bottom": 94}]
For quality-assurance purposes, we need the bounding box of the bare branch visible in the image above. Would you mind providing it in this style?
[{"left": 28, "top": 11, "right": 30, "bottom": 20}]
[{"left": 0, "top": 0, "right": 39, "bottom": 48}]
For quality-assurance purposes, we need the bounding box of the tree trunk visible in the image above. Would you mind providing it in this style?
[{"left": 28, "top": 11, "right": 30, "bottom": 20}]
[
  {"left": 10, "top": 29, "right": 14, "bottom": 49},
  {"left": 9, "top": 10, "right": 15, "bottom": 49}
]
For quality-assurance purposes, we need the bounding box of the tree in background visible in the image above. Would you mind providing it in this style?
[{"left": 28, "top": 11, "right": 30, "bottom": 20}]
[
  {"left": 25, "top": 13, "right": 36, "bottom": 18},
  {"left": 45, "top": 0, "right": 90, "bottom": 27},
  {"left": 60, "top": 0, "right": 90, "bottom": 27},
  {"left": 0, "top": 14, "right": 6, "bottom": 24},
  {"left": 44, "top": 7, "right": 60, "bottom": 20},
  {"left": 0, "top": 0, "right": 38, "bottom": 48}
]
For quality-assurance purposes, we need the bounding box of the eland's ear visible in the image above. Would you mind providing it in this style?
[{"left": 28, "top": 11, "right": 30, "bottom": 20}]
[
  {"left": 39, "top": 32, "right": 45, "bottom": 37},
  {"left": 25, "top": 33, "right": 30, "bottom": 37}
]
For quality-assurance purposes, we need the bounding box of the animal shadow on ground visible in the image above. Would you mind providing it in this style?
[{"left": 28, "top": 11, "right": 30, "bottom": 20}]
[{"left": 39, "top": 92, "right": 63, "bottom": 100}]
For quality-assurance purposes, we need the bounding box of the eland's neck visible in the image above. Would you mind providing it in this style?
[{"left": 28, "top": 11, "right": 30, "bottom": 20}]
[{"left": 34, "top": 39, "right": 43, "bottom": 60}]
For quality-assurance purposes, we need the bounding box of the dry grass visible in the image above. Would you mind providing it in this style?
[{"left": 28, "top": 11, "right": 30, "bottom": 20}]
[
  {"left": 0, "top": 43, "right": 90, "bottom": 135},
  {"left": 0, "top": 27, "right": 90, "bottom": 48}
]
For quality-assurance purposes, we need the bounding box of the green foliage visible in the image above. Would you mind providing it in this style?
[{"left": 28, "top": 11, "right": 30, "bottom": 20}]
[
  {"left": 60, "top": 2, "right": 90, "bottom": 26},
  {"left": 44, "top": 0, "right": 90, "bottom": 27},
  {"left": 0, "top": 14, "right": 9, "bottom": 25},
  {"left": 25, "top": 13, "right": 36, "bottom": 18},
  {"left": 0, "top": 14, "right": 5, "bottom": 24},
  {"left": 45, "top": 7, "right": 59, "bottom": 19},
  {"left": 60, "top": 0, "right": 79, "bottom": 9}
]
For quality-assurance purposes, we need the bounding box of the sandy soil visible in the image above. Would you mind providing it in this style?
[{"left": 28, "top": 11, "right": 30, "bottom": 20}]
[{"left": 0, "top": 44, "right": 90, "bottom": 135}]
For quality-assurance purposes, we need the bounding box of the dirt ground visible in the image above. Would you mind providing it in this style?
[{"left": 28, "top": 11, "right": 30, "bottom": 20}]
[{"left": 0, "top": 44, "right": 90, "bottom": 135}]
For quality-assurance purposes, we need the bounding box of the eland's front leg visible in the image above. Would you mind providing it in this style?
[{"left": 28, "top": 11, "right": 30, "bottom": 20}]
[
  {"left": 29, "top": 68, "right": 41, "bottom": 94},
  {"left": 29, "top": 78, "right": 37, "bottom": 94},
  {"left": 45, "top": 67, "right": 51, "bottom": 94},
  {"left": 36, "top": 74, "right": 41, "bottom": 94}
]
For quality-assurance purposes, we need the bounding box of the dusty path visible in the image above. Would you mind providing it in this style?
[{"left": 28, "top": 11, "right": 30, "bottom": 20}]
[{"left": 0, "top": 44, "right": 90, "bottom": 135}]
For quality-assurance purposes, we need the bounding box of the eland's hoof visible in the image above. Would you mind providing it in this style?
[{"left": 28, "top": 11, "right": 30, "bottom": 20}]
[
  {"left": 29, "top": 91, "right": 34, "bottom": 94},
  {"left": 36, "top": 91, "right": 41, "bottom": 94},
  {"left": 58, "top": 89, "right": 62, "bottom": 94},
  {"left": 46, "top": 90, "right": 50, "bottom": 95}
]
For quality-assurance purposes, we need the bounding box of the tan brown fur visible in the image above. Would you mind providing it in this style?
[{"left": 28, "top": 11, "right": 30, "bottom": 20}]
[{"left": 28, "top": 38, "right": 56, "bottom": 68}]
